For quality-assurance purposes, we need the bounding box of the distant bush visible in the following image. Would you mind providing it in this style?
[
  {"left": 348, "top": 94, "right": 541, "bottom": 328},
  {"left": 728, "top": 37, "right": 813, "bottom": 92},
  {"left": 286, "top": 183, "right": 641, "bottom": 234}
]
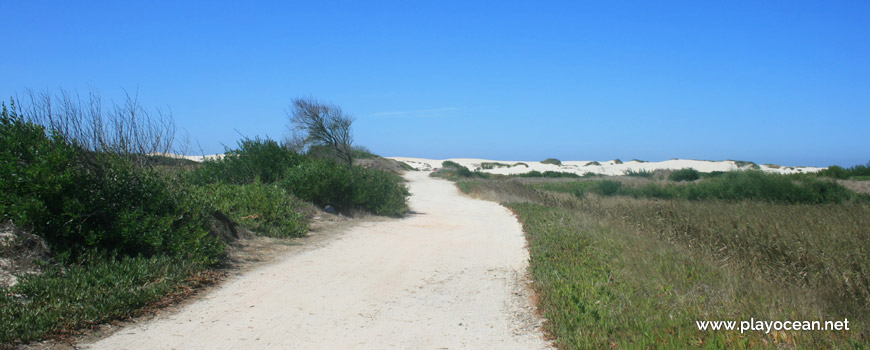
[
  {"left": 546, "top": 171, "right": 856, "bottom": 204},
  {"left": 513, "top": 162, "right": 529, "bottom": 168},
  {"left": 514, "top": 171, "right": 580, "bottom": 178},
  {"left": 613, "top": 159, "right": 623, "bottom": 164},
  {"left": 818, "top": 164, "right": 870, "bottom": 180},
  {"left": 481, "top": 162, "right": 511, "bottom": 170},
  {"left": 434, "top": 160, "right": 490, "bottom": 179},
  {"left": 585, "top": 161, "right": 600, "bottom": 166},
  {"left": 541, "top": 158, "right": 562, "bottom": 165},
  {"left": 623, "top": 169, "right": 654, "bottom": 178},
  {"left": 701, "top": 171, "right": 727, "bottom": 179},
  {"left": 669, "top": 168, "right": 700, "bottom": 182},
  {"left": 732, "top": 160, "right": 760, "bottom": 170}
]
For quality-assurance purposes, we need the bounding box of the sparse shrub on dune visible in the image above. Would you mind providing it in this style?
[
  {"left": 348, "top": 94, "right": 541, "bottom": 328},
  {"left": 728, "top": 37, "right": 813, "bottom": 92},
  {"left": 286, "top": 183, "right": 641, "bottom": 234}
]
[{"left": 540, "top": 158, "right": 562, "bottom": 165}]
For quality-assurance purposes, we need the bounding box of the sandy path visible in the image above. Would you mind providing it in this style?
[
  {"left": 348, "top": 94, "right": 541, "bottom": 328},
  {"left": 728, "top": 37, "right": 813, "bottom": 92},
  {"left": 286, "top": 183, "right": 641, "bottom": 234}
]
[{"left": 85, "top": 172, "right": 550, "bottom": 349}]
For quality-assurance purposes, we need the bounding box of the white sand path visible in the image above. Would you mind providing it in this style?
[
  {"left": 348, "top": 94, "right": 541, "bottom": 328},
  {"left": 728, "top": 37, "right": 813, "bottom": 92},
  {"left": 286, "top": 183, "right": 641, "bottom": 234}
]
[{"left": 85, "top": 171, "right": 551, "bottom": 350}]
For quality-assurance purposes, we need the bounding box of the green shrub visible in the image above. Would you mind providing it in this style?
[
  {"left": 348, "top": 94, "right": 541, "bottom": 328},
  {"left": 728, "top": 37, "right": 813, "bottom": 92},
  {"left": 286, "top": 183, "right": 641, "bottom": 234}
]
[
  {"left": 732, "top": 160, "right": 761, "bottom": 169},
  {"left": 513, "top": 162, "right": 529, "bottom": 168},
  {"left": 0, "top": 111, "right": 222, "bottom": 264},
  {"left": 514, "top": 171, "right": 580, "bottom": 178},
  {"left": 193, "top": 182, "right": 308, "bottom": 237},
  {"left": 623, "top": 169, "right": 654, "bottom": 178},
  {"left": 541, "top": 158, "right": 562, "bottom": 165},
  {"left": 281, "top": 160, "right": 409, "bottom": 216},
  {"left": 480, "top": 162, "right": 510, "bottom": 169},
  {"left": 585, "top": 161, "right": 600, "bottom": 166},
  {"left": 349, "top": 167, "right": 410, "bottom": 217},
  {"left": 669, "top": 168, "right": 700, "bottom": 181},
  {"left": 818, "top": 164, "right": 870, "bottom": 179},
  {"left": 613, "top": 159, "right": 623, "bottom": 164},
  {"left": 435, "top": 161, "right": 488, "bottom": 179},
  {"left": 190, "top": 137, "right": 303, "bottom": 185}
]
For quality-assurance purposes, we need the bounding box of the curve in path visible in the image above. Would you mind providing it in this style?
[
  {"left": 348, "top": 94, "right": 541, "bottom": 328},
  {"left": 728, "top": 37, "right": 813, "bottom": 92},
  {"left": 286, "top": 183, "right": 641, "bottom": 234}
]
[{"left": 86, "top": 171, "right": 551, "bottom": 349}]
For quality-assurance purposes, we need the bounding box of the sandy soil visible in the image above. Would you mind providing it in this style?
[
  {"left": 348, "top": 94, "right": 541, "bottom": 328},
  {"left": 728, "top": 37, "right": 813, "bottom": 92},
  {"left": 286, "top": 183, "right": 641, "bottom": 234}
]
[{"left": 83, "top": 172, "right": 551, "bottom": 350}]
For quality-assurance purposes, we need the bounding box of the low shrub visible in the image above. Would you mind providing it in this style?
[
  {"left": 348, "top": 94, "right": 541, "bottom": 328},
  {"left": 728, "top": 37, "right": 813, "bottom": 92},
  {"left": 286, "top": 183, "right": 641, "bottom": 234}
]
[
  {"left": 514, "top": 171, "right": 580, "bottom": 178},
  {"left": 668, "top": 168, "right": 700, "bottom": 181},
  {"left": 585, "top": 161, "right": 600, "bottom": 166},
  {"left": 193, "top": 182, "right": 308, "bottom": 238},
  {"left": 541, "top": 158, "right": 562, "bottom": 165},
  {"left": 0, "top": 255, "right": 205, "bottom": 344},
  {"left": 480, "top": 162, "right": 510, "bottom": 170},
  {"left": 623, "top": 169, "right": 654, "bottom": 178},
  {"left": 281, "top": 160, "right": 409, "bottom": 216},
  {"left": 434, "top": 161, "right": 489, "bottom": 179}
]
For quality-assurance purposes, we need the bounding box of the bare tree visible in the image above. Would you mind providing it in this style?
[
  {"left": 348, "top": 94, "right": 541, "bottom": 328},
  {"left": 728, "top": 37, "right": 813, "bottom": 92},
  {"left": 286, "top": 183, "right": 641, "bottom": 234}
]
[{"left": 287, "top": 98, "right": 355, "bottom": 166}]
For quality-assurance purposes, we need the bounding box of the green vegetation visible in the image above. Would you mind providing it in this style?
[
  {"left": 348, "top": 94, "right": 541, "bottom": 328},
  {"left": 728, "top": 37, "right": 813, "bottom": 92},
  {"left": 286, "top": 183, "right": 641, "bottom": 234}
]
[
  {"left": 541, "top": 158, "right": 562, "bottom": 165},
  {"left": 480, "top": 162, "right": 511, "bottom": 169},
  {"left": 818, "top": 164, "right": 870, "bottom": 180},
  {"left": 731, "top": 160, "right": 761, "bottom": 170},
  {"left": 612, "top": 159, "right": 623, "bottom": 164},
  {"left": 513, "top": 171, "right": 581, "bottom": 178},
  {"left": 432, "top": 160, "right": 490, "bottom": 180},
  {"left": 535, "top": 171, "right": 856, "bottom": 204},
  {"left": 513, "top": 162, "right": 529, "bottom": 168},
  {"left": 622, "top": 169, "right": 654, "bottom": 178},
  {"left": 585, "top": 161, "right": 600, "bottom": 166},
  {"left": 669, "top": 167, "right": 701, "bottom": 181},
  {"left": 1, "top": 256, "right": 208, "bottom": 344},
  {"left": 457, "top": 176, "right": 868, "bottom": 348},
  {"left": 192, "top": 182, "right": 308, "bottom": 237},
  {"left": 0, "top": 94, "right": 409, "bottom": 345}
]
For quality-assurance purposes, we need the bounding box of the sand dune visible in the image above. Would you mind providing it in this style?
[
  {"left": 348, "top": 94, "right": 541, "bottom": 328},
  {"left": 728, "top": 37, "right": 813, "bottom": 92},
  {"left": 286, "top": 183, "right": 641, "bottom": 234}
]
[{"left": 389, "top": 157, "right": 824, "bottom": 176}]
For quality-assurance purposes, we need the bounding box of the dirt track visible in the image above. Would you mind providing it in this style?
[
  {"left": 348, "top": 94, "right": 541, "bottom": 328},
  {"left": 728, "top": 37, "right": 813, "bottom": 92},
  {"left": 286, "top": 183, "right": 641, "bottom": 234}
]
[{"left": 85, "top": 172, "right": 551, "bottom": 349}]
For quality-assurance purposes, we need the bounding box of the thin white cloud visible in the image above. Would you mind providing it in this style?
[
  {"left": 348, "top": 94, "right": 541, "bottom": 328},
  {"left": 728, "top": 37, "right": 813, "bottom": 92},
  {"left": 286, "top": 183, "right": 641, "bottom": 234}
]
[{"left": 365, "top": 107, "right": 457, "bottom": 118}]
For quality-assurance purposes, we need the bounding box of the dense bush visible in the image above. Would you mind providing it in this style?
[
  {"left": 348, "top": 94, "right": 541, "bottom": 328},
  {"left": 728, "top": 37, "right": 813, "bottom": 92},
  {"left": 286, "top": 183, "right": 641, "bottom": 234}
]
[
  {"left": 541, "top": 158, "right": 561, "bottom": 165},
  {"left": 190, "top": 137, "right": 303, "bottom": 185},
  {"left": 191, "top": 138, "right": 409, "bottom": 217},
  {"left": 192, "top": 182, "right": 308, "bottom": 237},
  {"left": 0, "top": 110, "right": 222, "bottom": 264},
  {"left": 668, "top": 168, "right": 700, "bottom": 181},
  {"left": 818, "top": 164, "right": 870, "bottom": 179},
  {"left": 281, "top": 160, "right": 409, "bottom": 217}
]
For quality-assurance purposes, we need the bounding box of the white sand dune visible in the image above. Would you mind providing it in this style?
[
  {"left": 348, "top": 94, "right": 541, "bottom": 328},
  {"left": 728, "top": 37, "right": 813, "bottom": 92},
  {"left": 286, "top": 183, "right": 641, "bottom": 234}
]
[{"left": 388, "top": 157, "right": 824, "bottom": 176}]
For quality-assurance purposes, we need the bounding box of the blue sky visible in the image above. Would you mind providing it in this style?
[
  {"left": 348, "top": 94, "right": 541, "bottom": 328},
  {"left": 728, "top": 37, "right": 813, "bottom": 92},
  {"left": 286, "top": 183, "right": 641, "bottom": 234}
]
[{"left": 1, "top": 1, "right": 868, "bottom": 166}]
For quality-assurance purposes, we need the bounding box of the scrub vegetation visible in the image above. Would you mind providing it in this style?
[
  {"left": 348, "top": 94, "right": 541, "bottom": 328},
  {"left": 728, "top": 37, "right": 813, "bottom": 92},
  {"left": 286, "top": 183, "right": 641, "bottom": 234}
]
[
  {"left": 0, "top": 93, "right": 409, "bottom": 345},
  {"left": 455, "top": 171, "right": 868, "bottom": 349}
]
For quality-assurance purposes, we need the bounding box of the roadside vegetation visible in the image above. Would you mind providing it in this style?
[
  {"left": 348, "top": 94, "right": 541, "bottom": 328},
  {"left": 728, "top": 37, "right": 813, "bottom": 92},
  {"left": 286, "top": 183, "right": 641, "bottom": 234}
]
[
  {"left": 0, "top": 93, "right": 409, "bottom": 346},
  {"left": 454, "top": 170, "right": 868, "bottom": 348}
]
